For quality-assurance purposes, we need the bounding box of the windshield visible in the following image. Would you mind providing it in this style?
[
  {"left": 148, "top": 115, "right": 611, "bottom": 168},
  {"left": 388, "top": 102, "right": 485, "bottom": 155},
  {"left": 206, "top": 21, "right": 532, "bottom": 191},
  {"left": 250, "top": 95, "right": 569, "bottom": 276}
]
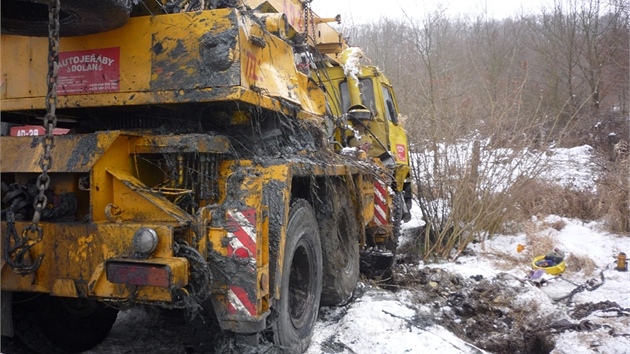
[{"left": 339, "top": 78, "right": 376, "bottom": 114}]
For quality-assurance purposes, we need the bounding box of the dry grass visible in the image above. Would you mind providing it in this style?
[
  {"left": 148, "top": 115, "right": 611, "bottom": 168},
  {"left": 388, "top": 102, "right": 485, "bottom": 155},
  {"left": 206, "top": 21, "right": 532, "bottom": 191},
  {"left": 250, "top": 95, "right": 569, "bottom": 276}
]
[
  {"left": 512, "top": 298, "right": 540, "bottom": 322},
  {"left": 544, "top": 219, "right": 567, "bottom": 231},
  {"left": 523, "top": 224, "right": 558, "bottom": 260},
  {"left": 477, "top": 248, "right": 524, "bottom": 271},
  {"left": 479, "top": 222, "right": 560, "bottom": 271},
  {"left": 515, "top": 179, "right": 598, "bottom": 221},
  {"left": 510, "top": 173, "right": 629, "bottom": 235},
  {"left": 493, "top": 257, "right": 523, "bottom": 271},
  {"left": 596, "top": 158, "right": 629, "bottom": 234},
  {"left": 565, "top": 253, "right": 596, "bottom": 275}
]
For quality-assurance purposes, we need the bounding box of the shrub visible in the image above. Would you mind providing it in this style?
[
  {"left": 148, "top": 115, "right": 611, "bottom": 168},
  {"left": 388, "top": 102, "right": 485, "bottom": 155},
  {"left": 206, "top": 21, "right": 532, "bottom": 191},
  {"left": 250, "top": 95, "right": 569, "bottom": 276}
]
[{"left": 596, "top": 158, "right": 629, "bottom": 233}]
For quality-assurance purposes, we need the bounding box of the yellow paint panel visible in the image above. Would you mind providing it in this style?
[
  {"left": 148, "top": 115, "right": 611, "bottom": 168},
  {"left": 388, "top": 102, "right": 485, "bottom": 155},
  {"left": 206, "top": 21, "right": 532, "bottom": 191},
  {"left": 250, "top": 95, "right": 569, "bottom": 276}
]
[
  {"left": 91, "top": 134, "right": 134, "bottom": 223},
  {"left": 1, "top": 221, "right": 178, "bottom": 297},
  {"left": 258, "top": 164, "right": 290, "bottom": 300},
  {"left": 150, "top": 9, "right": 239, "bottom": 91},
  {"left": 107, "top": 168, "right": 193, "bottom": 223},
  {"left": 209, "top": 228, "right": 229, "bottom": 257},
  {"left": 1, "top": 18, "right": 151, "bottom": 99},
  {"left": 239, "top": 15, "right": 325, "bottom": 115},
  {"left": 244, "top": 0, "right": 306, "bottom": 32},
  {"left": 1, "top": 9, "right": 325, "bottom": 118},
  {"left": 362, "top": 177, "right": 375, "bottom": 225},
  {"left": 1, "top": 261, "right": 38, "bottom": 292},
  {"left": 51, "top": 279, "right": 79, "bottom": 298},
  {"left": 0, "top": 132, "right": 119, "bottom": 173},
  {"left": 1, "top": 10, "right": 235, "bottom": 108}
]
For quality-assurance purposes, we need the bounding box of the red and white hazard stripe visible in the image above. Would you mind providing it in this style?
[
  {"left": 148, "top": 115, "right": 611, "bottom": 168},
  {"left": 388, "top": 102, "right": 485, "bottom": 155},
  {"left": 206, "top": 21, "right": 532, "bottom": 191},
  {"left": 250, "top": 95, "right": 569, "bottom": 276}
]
[
  {"left": 225, "top": 209, "right": 258, "bottom": 317},
  {"left": 226, "top": 209, "right": 257, "bottom": 259},
  {"left": 373, "top": 182, "right": 388, "bottom": 226},
  {"left": 227, "top": 285, "right": 257, "bottom": 316}
]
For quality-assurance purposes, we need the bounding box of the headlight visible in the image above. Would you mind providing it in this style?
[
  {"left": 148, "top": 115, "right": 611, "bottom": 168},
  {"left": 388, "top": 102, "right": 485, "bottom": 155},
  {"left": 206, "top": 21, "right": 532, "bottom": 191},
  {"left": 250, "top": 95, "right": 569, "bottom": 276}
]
[{"left": 132, "top": 228, "right": 158, "bottom": 256}]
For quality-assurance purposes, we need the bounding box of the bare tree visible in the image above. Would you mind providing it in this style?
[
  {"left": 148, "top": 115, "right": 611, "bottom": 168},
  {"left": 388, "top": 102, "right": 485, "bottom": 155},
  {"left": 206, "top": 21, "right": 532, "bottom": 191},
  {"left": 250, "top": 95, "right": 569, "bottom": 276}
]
[
  {"left": 343, "top": 1, "right": 630, "bottom": 258},
  {"left": 526, "top": 0, "right": 629, "bottom": 117}
]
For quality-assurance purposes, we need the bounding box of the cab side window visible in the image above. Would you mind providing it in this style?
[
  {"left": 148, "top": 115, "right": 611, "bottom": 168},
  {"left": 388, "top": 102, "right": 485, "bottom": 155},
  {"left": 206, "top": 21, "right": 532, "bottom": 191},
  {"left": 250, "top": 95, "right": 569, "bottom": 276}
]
[{"left": 382, "top": 86, "right": 398, "bottom": 124}]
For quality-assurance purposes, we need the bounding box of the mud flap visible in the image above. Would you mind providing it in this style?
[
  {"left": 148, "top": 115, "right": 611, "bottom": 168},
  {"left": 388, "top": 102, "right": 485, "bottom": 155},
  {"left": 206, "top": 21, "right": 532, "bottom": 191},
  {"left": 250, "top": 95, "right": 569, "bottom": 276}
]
[
  {"left": 209, "top": 208, "right": 268, "bottom": 333},
  {"left": 359, "top": 181, "right": 400, "bottom": 280},
  {"left": 359, "top": 249, "right": 395, "bottom": 280},
  {"left": 1, "top": 291, "right": 13, "bottom": 337}
]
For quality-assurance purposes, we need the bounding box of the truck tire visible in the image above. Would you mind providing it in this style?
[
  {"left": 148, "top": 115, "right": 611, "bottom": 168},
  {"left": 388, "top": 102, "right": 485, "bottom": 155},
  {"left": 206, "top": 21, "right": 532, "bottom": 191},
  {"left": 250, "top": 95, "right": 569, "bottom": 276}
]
[
  {"left": 379, "top": 193, "right": 404, "bottom": 282},
  {"left": 1, "top": 0, "right": 134, "bottom": 37},
  {"left": 272, "top": 199, "right": 322, "bottom": 353},
  {"left": 319, "top": 181, "right": 360, "bottom": 306},
  {"left": 12, "top": 293, "right": 118, "bottom": 353}
]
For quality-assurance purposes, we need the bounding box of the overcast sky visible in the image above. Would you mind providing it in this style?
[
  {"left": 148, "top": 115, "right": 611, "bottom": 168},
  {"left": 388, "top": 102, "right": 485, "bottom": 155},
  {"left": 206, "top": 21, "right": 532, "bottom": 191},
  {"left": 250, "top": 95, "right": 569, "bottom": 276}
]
[{"left": 311, "top": 0, "right": 544, "bottom": 23}]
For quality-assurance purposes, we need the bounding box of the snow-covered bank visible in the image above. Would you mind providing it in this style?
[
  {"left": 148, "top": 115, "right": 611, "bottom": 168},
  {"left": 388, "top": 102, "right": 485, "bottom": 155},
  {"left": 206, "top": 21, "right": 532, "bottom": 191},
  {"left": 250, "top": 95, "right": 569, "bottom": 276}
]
[{"left": 305, "top": 215, "right": 630, "bottom": 354}]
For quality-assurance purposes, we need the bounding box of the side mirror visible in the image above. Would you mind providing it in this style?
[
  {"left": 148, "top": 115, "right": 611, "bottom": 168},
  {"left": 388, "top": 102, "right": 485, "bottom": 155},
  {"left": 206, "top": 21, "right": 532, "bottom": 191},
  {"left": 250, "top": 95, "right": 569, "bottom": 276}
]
[{"left": 386, "top": 99, "right": 398, "bottom": 124}]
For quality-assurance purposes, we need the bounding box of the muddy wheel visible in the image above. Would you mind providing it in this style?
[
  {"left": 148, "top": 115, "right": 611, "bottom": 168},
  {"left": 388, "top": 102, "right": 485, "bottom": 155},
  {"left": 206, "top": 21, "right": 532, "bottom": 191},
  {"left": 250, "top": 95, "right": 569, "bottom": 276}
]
[
  {"left": 272, "top": 199, "right": 322, "bottom": 353},
  {"left": 1, "top": 0, "right": 134, "bottom": 37},
  {"left": 389, "top": 192, "right": 404, "bottom": 253},
  {"left": 379, "top": 193, "right": 404, "bottom": 281},
  {"left": 12, "top": 293, "right": 118, "bottom": 353},
  {"left": 319, "top": 181, "right": 360, "bottom": 306},
  {"left": 403, "top": 181, "right": 413, "bottom": 222}
]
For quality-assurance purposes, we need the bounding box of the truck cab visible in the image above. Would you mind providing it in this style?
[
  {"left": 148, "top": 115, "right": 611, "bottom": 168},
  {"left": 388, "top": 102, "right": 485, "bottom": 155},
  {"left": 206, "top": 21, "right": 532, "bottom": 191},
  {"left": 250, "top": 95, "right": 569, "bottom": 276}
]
[{"left": 318, "top": 62, "right": 412, "bottom": 220}]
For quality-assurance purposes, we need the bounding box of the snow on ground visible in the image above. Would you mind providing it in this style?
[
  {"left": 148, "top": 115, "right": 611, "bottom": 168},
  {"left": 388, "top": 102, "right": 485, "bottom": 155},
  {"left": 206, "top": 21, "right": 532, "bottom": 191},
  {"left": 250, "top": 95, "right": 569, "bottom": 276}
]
[
  {"left": 308, "top": 221, "right": 628, "bottom": 354},
  {"left": 307, "top": 286, "right": 485, "bottom": 354},
  {"left": 543, "top": 145, "right": 600, "bottom": 191},
  {"left": 430, "top": 216, "right": 630, "bottom": 354},
  {"left": 305, "top": 213, "right": 630, "bottom": 354},
  {"left": 414, "top": 141, "right": 600, "bottom": 194}
]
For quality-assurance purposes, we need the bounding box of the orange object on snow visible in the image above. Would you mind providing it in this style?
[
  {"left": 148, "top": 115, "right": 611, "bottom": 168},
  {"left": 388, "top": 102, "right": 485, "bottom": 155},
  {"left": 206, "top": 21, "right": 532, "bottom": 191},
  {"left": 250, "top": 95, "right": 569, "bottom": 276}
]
[{"left": 517, "top": 244, "right": 525, "bottom": 253}]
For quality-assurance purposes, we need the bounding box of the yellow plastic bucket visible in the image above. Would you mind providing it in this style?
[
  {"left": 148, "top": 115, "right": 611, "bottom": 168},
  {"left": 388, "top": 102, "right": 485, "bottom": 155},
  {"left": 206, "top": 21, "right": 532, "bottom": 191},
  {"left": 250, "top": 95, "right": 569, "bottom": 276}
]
[{"left": 532, "top": 255, "right": 566, "bottom": 275}]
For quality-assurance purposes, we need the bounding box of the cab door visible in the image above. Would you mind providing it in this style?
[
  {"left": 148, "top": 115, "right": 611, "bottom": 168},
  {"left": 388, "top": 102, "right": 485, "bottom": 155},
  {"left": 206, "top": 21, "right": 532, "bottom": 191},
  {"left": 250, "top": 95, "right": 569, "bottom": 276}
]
[
  {"left": 382, "top": 85, "right": 409, "bottom": 170},
  {"left": 382, "top": 85, "right": 411, "bottom": 196}
]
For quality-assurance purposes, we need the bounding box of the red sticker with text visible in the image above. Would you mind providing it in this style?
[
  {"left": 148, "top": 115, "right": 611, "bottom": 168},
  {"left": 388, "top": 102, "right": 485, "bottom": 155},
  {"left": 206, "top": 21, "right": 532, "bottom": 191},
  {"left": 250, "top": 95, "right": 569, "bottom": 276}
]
[
  {"left": 396, "top": 144, "right": 407, "bottom": 162},
  {"left": 58, "top": 47, "right": 120, "bottom": 95}
]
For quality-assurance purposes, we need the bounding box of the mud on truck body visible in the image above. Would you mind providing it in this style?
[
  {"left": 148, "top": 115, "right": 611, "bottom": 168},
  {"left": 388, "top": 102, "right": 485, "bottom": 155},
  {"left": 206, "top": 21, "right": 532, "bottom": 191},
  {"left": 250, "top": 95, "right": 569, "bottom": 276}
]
[{"left": 0, "top": 0, "right": 412, "bottom": 352}]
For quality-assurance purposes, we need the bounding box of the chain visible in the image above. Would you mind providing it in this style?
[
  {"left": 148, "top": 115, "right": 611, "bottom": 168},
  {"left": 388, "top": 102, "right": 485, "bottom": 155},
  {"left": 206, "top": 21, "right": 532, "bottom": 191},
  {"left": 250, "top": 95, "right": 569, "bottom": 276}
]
[
  {"left": 302, "top": 1, "right": 309, "bottom": 38},
  {"left": 309, "top": 2, "right": 315, "bottom": 46},
  {"left": 300, "top": 0, "right": 315, "bottom": 43},
  {"left": 5, "top": 0, "right": 59, "bottom": 275},
  {"left": 297, "top": 0, "right": 315, "bottom": 74},
  {"left": 36, "top": 0, "right": 60, "bottom": 224}
]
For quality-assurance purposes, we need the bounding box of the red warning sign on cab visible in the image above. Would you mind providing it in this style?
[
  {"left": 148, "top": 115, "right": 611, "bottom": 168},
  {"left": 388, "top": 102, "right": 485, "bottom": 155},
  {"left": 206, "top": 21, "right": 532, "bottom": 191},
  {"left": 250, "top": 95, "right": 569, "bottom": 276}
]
[
  {"left": 58, "top": 47, "right": 120, "bottom": 95},
  {"left": 396, "top": 144, "right": 407, "bottom": 162}
]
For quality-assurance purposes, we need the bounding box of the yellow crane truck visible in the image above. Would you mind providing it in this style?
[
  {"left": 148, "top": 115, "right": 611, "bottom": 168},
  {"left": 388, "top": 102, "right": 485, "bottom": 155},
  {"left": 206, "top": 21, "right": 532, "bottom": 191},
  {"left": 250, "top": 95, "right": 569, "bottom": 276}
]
[{"left": 0, "top": 0, "right": 412, "bottom": 352}]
